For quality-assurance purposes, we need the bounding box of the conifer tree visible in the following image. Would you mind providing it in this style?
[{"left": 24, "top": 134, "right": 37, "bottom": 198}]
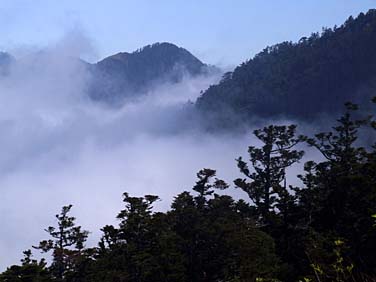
[
  {"left": 0, "top": 250, "right": 51, "bottom": 282},
  {"left": 235, "top": 125, "right": 304, "bottom": 223},
  {"left": 33, "top": 205, "right": 89, "bottom": 282}
]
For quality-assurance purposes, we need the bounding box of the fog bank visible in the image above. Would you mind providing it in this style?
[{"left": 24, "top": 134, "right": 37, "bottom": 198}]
[
  {"left": 0, "top": 33, "right": 253, "bottom": 269},
  {"left": 0, "top": 32, "right": 320, "bottom": 270}
]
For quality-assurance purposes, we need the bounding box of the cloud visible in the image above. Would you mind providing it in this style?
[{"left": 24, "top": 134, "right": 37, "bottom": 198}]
[
  {"left": 0, "top": 30, "right": 320, "bottom": 270},
  {"left": 0, "top": 31, "right": 256, "bottom": 269}
]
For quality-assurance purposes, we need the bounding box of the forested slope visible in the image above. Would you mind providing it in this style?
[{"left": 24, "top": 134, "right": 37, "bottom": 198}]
[{"left": 197, "top": 10, "right": 376, "bottom": 126}]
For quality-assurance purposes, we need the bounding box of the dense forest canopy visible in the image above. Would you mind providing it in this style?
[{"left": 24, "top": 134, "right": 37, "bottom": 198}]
[{"left": 196, "top": 10, "right": 376, "bottom": 127}]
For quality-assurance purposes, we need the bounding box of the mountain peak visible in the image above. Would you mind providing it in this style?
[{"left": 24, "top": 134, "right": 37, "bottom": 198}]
[
  {"left": 135, "top": 42, "right": 180, "bottom": 51},
  {"left": 102, "top": 52, "right": 130, "bottom": 63},
  {"left": 90, "top": 42, "right": 211, "bottom": 104}
]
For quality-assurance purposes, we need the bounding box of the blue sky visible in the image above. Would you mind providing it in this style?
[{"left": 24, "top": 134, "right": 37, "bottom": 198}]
[{"left": 0, "top": 1, "right": 375, "bottom": 66}]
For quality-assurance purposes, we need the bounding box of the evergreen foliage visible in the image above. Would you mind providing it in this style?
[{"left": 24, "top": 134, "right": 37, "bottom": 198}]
[
  {"left": 196, "top": 10, "right": 376, "bottom": 126},
  {"left": 1, "top": 99, "right": 375, "bottom": 282}
]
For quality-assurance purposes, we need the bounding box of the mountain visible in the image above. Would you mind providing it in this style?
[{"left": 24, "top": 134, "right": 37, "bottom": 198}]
[
  {"left": 0, "top": 43, "right": 215, "bottom": 105},
  {"left": 196, "top": 9, "right": 376, "bottom": 127},
  {"left": 88, "top": 42, "right": 215, "bottom": 104}
]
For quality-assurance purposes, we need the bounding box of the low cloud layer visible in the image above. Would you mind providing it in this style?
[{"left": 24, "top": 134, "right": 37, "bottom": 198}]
[
  {"left": 0, "top": 33, "right": 256, "bottom": 269},
  {"left": 0, "top": 32, "right": 317, "bottom": 270}
]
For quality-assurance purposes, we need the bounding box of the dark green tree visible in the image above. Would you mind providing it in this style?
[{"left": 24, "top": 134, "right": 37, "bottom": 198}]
[
  {"left": 298, "top": 103, "right": 370, "bottom": 230},
  {"left": 234, "top": 125, "right": 304, "bottom": 224},
  {"left": 192, "top": 168, "right": 228, "bottom": 208},
  {"left": 91, "top": 193, "right": 179, "bottom": 282},
  {"left": 0, "top": 250, "right": 52, "bottom": 282},
  {"left": 296, "top": 102, "right": 376, "bottom": 278},
  {"left": 169, "top": 169, "right": 279, "bottom": 282},
  {"left": 33, "top": 205, "right": 89, "bottom": 282}
]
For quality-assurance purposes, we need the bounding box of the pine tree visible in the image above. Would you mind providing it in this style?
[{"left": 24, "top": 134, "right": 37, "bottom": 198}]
[
  {"left": 33, "top": 205, "right": 89, "bottom": 282},
  {"left": 234, "top": 125, "right": 304, "bottom": 224},
  {"left": 0, "top": 250, "right": 51, "bottom": 282}
]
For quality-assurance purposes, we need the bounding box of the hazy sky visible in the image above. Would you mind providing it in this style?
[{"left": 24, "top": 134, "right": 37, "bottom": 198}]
[{"left": 0, "top": 1, "right": 375, "bottom": 65}]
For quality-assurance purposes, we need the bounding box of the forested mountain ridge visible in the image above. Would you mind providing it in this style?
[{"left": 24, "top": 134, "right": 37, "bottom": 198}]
[
  {"left": 196, "top": 9, "right": 376, "bottom": 125},
  {"left": 88, "top": 42, "right": 216, "bottom": 104}
]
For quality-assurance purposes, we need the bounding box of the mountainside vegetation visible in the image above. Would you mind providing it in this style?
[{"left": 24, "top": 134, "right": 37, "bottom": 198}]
[
  {"left": 196, "top": 10, "right": 376, "bottom": 127},
  {"left": 1, "top": 98, "right": 375, "bottom": 282}
]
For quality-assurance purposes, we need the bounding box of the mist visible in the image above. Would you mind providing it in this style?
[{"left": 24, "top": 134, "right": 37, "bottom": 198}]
[
  {"left": 0, "top": 32, "right": 256, "bottom": 269},
  {"left": 0, "top": 29, "right": 328, "bottom": 271}
]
